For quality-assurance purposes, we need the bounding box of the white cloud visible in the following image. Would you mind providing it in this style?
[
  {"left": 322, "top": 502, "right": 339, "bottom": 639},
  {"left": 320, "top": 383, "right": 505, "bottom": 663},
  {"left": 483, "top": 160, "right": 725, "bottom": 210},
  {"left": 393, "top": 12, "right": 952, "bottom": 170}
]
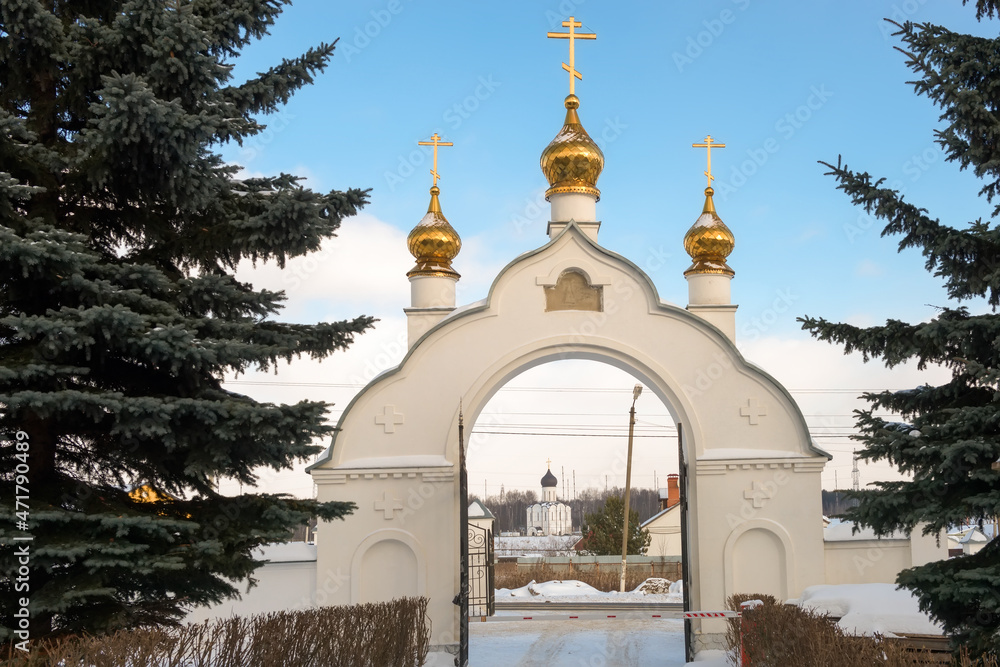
[
  {"left": 739, "top": 335, "right": 951, "bottom": 489},
  {"left": 738, "top": 335, "right": 947, "bottom": 392},
  {"left": 234, "top": 212, "right": 507, "bottom": 323},
  {"left": 855, "top": 259, "right": 885, "bottom": 277},
  {"left": 235, "top": 213, "right": 412, "bottom": 321},
  {"left": 844, "top": 312, "right": 878, "bottom": 327}
]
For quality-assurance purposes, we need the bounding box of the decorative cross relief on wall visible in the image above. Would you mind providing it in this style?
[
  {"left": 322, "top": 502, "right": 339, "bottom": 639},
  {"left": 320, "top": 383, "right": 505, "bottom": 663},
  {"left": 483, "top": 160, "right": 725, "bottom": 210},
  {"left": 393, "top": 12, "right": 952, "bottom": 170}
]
[
  {"left": 740, "top": 398, "right": 767, "bottom": 425},
  {"left": 374, "top": 491, "right": 404, "bottom": 520},
  {"left": 544, "top": 270, "right": 603, "bottom": 312},
  {"left": 743, "top": 481, "right": 774, "bottom": 509},
  {"left": 375, "top": 405, "right": 405, "bottom": 433}
]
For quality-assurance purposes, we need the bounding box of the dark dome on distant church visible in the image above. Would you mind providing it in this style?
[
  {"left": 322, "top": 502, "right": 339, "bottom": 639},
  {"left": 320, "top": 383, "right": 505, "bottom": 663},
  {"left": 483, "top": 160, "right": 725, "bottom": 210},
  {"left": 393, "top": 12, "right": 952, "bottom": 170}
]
[{"left": 541, "top": 467, "right": 558, "bottom": 488}]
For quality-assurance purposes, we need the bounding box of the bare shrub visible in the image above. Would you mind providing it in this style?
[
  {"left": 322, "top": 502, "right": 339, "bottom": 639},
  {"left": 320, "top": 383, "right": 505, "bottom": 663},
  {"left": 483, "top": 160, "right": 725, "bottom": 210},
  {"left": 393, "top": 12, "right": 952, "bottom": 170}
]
[
  {"left": 959, "top": 647, "right": 1000, "bottom": 666},
  {"left": 2, "top": 597, "right": 430, "bottom": 667},
  {"left": 723, "top": 593, "right": 929, "bottom": 667}
]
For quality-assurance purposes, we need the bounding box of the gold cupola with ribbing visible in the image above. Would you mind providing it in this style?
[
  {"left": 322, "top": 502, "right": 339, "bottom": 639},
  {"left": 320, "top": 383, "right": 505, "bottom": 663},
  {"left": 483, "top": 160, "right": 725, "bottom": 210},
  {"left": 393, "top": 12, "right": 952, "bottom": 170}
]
[
  {"left": 406, "top": 185, "right": 461, "bottom": 279},
  {"left": 683, "top": 186, "right": 735, "bottom": 276},
  {"left": 540, "top": 94, "right": 604, "bottom": 200}
]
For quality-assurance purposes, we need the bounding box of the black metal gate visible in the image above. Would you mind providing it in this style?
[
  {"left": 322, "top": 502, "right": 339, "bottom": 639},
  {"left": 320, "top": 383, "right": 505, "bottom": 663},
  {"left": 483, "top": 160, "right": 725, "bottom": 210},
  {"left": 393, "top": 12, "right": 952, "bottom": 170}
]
[
  {"left": 467, "top": 523, "right": 495, "bottom": 617},
  {"left": 678, "top": 422, "right": 693, "bottom": 662},
  {"left": 456, "top": 408, "right": 469, "bottom": 667}
]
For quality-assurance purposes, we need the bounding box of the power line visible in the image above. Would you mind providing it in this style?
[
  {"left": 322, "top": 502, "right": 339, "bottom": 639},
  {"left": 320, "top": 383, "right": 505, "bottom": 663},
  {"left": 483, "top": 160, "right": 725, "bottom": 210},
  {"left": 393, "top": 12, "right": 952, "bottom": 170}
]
[
  {"left": 226, "top": 379, "right": 918, "bottom": 394},
  {"left": 475, "top": 432, "right": 672, "bottom": 438}
]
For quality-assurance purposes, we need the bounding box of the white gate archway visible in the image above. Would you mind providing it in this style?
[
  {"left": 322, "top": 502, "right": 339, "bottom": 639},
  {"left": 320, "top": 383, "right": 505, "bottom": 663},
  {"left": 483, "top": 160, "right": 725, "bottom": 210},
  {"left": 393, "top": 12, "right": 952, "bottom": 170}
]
[{"left": 309, "top": 222, "right": 830, "bottom": 658}]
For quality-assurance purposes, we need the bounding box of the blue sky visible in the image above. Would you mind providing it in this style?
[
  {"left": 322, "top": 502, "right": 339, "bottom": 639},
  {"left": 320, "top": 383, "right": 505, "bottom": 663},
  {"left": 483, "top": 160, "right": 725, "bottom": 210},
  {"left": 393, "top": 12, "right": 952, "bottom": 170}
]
[{"left": 222, "top": 1, "right": 992, "bottom": 497}]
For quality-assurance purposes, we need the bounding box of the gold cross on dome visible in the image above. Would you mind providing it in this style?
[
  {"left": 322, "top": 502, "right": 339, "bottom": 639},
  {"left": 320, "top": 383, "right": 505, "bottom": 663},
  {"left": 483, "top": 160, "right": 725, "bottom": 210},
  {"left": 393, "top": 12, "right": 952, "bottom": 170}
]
[
  {"left": 417, "top": 133, "right": 453, "bottom": 186},
  {"left": 547, "top": 16, "right": 596, "bottom": 96},
  {"left": 546, "top": 458, "right": 552, "bottom": 468},
  {"left": 693, "top": 135, "right": 726, "bottom": 187}
]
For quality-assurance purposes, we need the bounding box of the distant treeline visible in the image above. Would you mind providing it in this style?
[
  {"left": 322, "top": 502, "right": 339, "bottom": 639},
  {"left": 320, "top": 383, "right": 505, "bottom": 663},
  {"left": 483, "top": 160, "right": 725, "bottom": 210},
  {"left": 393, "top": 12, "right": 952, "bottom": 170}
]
[
  {"left": 470, "top": 486, "right": 662, "bottom": 534},
  {"left": 822, "top": 489, "right": 860, "bottom": 517}
]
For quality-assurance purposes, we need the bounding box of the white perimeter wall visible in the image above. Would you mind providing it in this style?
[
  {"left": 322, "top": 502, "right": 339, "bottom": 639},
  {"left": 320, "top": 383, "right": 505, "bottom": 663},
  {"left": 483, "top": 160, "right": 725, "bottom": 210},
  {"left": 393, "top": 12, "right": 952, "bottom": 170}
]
[
  {"left": 823, "top": 528, "right": 948, "bottom": 587},
  {"left": 184, "top": 543, "right": 317, "bottom": 624}
]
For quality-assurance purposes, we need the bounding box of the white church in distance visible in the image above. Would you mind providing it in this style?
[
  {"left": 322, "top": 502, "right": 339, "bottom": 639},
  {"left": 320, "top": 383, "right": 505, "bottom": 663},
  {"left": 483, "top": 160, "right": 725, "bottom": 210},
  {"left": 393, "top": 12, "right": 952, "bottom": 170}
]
[{"left": 525, "top": 463, "right": 573, "bottom": 536}]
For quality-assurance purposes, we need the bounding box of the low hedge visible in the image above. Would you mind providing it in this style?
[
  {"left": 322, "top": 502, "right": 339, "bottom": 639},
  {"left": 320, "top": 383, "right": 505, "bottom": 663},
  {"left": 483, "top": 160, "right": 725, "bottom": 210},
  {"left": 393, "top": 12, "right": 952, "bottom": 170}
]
[{"left": 2, "top": 597, "right": 430, "bottom": 667}]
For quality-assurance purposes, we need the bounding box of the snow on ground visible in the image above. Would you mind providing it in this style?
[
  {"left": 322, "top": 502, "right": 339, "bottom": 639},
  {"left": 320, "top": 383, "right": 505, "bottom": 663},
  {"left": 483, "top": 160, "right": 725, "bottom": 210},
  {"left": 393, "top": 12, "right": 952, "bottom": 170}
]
[
  {"left": 690, "top": 649, "right": 729, "bottom": 665},
  {"left": 824, "top": 518, "right": 908, "bottom": 541},
  {"left": 496, "top": 578, "right": 684, "bottom": 604},
  {"left": 791, "top": 583, "right": 943, "bottom": 636},
  {"left": 469, "top": 618, "right": 698, "bottom": 666},
  {"left": 441, "top": 580, "right": 940, "bottom": 666}
]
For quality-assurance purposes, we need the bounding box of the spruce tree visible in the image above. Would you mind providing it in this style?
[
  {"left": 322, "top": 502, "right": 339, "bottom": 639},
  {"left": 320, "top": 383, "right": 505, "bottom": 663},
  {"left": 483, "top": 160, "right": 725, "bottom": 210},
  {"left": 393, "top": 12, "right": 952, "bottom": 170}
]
[
  {"left": 800, "top": 0, "right": 1000, "bottom": 655},
  {"left": 578, "top": 495, "right": 650, "bottom": 556},
  {"left": 0, "top": 0, "right": 371, "bottom": 640}
]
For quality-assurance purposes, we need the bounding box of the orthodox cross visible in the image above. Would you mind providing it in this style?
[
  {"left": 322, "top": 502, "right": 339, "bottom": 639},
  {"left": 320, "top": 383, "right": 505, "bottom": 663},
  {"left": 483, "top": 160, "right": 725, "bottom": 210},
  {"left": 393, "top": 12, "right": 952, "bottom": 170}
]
[
  {"left": 547, "top": 16, "right": 596, "bottom": 95},
  {"left": 418, "top": 133, "right": 453, "bottom": 187},
  {"left": 692, "top": 135, "right": 726, "bottom": 188},
  {"left": 546, "top": 457, "right": 552, "bottom": 468}
]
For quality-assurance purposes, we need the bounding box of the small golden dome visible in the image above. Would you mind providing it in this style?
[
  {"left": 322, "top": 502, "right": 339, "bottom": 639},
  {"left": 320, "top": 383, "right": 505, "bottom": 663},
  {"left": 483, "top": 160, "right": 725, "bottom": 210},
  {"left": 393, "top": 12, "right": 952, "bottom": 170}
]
[
  {"left": 407, "top": 186, "right": 461, "bottom": 279},
  {"left": 540, "top": 94, "right": 604, "bottom": 201},
  {"left": 683, "top": 187, "right": 735, "bottom": 276}
]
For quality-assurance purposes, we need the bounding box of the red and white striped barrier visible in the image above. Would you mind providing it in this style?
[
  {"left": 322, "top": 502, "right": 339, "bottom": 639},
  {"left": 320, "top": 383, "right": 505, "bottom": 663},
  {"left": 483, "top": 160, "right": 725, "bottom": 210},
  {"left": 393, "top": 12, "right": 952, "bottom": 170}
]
[
  {"left": 683, "top": 611, "right": 741, "bottom": 619},
  {"left": 476, "top": 612, "right": 683, "bottom": 622}
]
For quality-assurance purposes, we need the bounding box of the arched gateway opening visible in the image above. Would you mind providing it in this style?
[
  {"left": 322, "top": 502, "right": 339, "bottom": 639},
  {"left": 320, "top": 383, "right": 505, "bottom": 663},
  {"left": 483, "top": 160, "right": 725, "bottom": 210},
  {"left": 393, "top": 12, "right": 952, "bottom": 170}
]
[{"left": 468, "top": 359, "right": 677, "bottom": 534}]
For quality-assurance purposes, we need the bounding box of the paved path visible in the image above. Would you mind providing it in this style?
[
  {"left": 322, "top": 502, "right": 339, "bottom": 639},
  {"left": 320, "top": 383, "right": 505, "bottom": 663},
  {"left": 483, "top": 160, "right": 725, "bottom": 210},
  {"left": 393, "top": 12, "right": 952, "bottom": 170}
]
[
  {"left": 469, "top": 618, "right": 690, "bottom": 666},
  {"left": 494, "top": 601, "right": 684, "bottom": 615}
]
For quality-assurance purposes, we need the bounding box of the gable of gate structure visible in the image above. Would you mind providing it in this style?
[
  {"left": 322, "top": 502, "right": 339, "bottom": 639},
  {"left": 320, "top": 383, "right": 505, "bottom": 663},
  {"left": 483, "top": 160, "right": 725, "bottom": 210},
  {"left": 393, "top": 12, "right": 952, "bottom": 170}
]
[{"left": 310, "top": 222, "right": 829, "bottom": 471}]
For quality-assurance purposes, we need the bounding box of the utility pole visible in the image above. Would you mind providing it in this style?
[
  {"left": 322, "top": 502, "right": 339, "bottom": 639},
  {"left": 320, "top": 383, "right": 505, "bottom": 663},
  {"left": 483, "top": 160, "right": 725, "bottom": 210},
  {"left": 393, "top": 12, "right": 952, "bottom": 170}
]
[
  {"left": 994, "top": 459, "right": 1000, "bottom": 542},
  {"left": 852, "top": 452, "right": 860, "bottom": 492},
  {"left": 620, "top": 384, "right": 643, "bottom": 593}
]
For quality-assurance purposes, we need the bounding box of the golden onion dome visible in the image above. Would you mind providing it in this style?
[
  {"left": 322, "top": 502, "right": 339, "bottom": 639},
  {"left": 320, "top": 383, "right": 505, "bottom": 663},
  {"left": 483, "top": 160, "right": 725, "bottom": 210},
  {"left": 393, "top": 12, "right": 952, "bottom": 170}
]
[
  {"left": 683, "top": 187, "right": 735, "bottom": 276},
  {"left": 540, "top": 94, "right": 604, "bottom": 201},
  {"left": 407, "top": 186, "right": 461, "bottom": 279}
]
